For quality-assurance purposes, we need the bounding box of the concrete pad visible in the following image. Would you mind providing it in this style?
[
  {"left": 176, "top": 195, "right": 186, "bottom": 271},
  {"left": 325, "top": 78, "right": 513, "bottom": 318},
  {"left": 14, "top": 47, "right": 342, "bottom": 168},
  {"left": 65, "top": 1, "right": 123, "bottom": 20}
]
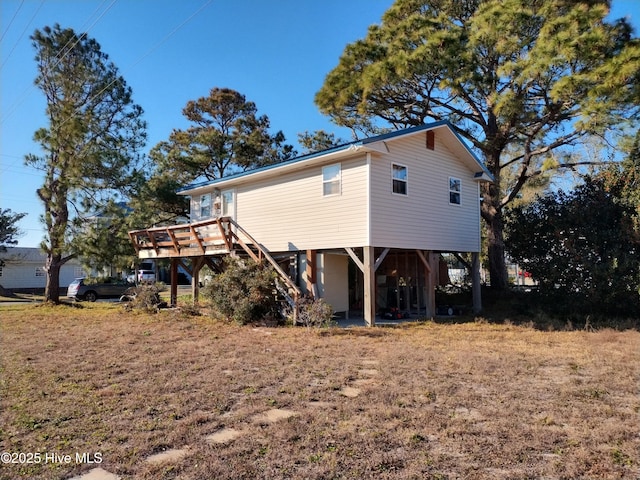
[
  {"left": 206, "top": 428, "right": 243, "bottom": 444},
  {"left": 69, "top": 468, "right": 120, "bottom": 480},
  {"left": 145, "top": 447, "right": 190, "bottom": 464},
  {"left": 252, "top": 408, "right": 298, "bottom": 424},
  {"left": 339, "top": 387, "right": 361, "bottom": 398}
]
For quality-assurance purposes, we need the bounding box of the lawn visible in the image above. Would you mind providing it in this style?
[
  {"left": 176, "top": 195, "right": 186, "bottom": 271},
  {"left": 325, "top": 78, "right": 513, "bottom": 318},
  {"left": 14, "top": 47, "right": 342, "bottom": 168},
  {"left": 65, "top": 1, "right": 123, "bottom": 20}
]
[{"left": 0, "top": 303, "right": 638, "bottom": 479}]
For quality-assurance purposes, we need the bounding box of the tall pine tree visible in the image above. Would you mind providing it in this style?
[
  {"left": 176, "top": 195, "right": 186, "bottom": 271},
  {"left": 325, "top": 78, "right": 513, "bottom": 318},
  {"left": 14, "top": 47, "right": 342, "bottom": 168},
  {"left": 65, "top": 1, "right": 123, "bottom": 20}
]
[
  {"left": 316, "top": 0, "right": 640, "bottom": 289},
  {"left": 27, "top": 25, "right": 146, "bottom": 302}
]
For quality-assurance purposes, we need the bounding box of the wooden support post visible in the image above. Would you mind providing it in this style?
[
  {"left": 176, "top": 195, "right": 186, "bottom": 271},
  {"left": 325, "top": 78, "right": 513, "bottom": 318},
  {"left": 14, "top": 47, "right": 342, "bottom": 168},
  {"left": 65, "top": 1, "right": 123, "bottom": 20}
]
[
  {"left": 170, "top": 258, "right": 178, "bottom": 307},
  {"left": 363, "top": 246, "right": 376, "bottom": 327},
  {"left": 306, "top": 249, "right": 317, "bottom": 298},
  {"left": 428, "top": 252, "right": 437, "bottom": 317},
  {"left": 417, "top": 250, "right": 436, "bottom": 318},
  {"left": 191, "top": 257, "right": 205, "bottom": 305},
  {"left": 472, "top": 251, "right": 482, "bottom": 314}
]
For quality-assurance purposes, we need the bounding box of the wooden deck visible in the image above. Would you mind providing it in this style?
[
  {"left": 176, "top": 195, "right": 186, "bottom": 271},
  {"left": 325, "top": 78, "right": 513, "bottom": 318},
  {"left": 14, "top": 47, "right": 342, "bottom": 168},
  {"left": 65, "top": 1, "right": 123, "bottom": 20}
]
[
  {"left": 129, "top": 217, "right": 234, "bottom": 259},
  {"left": 129, "top": 217, "right": 302, "bottom": 306}
]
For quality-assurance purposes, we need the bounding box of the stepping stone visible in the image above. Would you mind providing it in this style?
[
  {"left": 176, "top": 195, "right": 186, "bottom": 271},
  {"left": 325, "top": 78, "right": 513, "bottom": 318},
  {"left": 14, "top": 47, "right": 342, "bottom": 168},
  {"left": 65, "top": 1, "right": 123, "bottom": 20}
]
[
  {"left": 361, "top": 359, "right": 380, "bottom": 365},
  {"left": 206, "top": 428, "right": 244, "bottom": 444},
  {"left": 251, "top": 328, "right": 273, "bottom": 335},
  {"left": 307, "top": 400, "right": 333, "bottom": 408},
  {"left": 252, "top": 408, "right": 298, "bottom": 424},
  {"left": 339, "top": 387, "right": 361, "bottom": 398},
  {"left": 69, "top": 468, "right": 120, "bottom": 480},
  {"left": 145, "top": 447, "right": 190, "bottom": 464},
  {"left": 358, "top": 369, "right": 379, "bottom": 376},
  {"left": 353, "top": 378, "right": 376, "bottom": 386}
]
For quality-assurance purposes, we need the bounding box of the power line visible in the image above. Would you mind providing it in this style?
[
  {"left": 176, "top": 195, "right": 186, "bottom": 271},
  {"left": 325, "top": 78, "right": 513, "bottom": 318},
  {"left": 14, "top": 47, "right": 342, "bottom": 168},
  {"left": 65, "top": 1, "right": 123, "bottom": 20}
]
[
  {"left": 0, "top": 0, "right": 45, "bottom": 71},
  {"left": 0, "top": 0, "right": 118, "bottom": 125},
  {"left": 0, "top": 0, "right": 25, "bottom": 43},
  {"left": 57, "top": 0, "right": 215, "bottom": 135},
  {"left": 4, "top": 0, "right": 215, "bottom": 167}
]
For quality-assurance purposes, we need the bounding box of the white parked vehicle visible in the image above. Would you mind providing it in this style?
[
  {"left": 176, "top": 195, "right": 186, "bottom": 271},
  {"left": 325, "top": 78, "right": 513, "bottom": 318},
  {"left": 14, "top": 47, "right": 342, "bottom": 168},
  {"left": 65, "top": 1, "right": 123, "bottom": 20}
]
[{"left": 137, "top": 270, "right": 156, "bottom": 283}]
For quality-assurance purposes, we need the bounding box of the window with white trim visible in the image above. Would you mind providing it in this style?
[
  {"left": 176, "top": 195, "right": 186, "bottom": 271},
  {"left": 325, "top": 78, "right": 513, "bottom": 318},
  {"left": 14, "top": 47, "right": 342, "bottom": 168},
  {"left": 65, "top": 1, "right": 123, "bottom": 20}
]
[
  {"left": 449, "top": 177, "right": 461, "bottom": 205},
  {"left": 221, "top": 190, "right": 234, "bottom": 217},
  {"left": 200, "top": 193, "right": 212, "bottom": 218},
  {"left": 35, "top": 267, "right": 45, "bottom": 277},
  {"left": 392, "top": 164, "right": 408, "bottom": 195},
  {"left": 322, "top": 163, "right": 341, "bottom": 196}
]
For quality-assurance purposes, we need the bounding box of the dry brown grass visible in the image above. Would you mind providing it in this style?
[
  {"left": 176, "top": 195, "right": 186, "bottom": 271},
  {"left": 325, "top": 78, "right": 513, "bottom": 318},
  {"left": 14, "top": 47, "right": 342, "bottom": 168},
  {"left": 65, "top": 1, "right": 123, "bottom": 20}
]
[{"left": 1, "top": 303, "right": 639, "bottom": 479}]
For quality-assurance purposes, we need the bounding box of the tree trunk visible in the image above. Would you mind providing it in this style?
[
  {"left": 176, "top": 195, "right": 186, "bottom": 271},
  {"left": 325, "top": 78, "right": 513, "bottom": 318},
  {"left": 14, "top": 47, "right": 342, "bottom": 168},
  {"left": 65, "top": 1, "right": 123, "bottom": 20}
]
[
  {"left": 44, "top": 253, "right": 63, "bottom": 303},
  {"left": 481, "top": 147, "right": 509, "bottom": 291},
  {"left": 485, "top": 208, "right": 509, "bottom": 290}
]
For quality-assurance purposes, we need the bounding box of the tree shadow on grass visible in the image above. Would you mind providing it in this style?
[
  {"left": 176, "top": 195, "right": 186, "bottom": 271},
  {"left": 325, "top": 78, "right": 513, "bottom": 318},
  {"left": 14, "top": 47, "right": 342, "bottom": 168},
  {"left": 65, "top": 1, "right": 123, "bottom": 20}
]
[{"left": 435, "top": 286, "right": 640, "bottom": 332}]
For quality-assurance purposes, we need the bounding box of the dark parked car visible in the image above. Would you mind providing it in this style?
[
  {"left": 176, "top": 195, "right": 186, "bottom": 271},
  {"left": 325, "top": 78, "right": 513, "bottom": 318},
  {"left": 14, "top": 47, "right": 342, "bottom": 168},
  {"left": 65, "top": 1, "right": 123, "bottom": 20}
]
[{"left": 67, "top": 278, "right": 134, "bottom": 302}]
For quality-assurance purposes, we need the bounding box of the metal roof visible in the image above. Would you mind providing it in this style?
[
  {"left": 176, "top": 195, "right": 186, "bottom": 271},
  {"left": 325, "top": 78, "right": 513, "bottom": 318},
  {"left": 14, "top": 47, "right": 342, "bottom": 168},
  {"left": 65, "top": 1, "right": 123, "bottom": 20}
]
[{"left": 178, "top": 121, "right": 493, "bottom": 195}]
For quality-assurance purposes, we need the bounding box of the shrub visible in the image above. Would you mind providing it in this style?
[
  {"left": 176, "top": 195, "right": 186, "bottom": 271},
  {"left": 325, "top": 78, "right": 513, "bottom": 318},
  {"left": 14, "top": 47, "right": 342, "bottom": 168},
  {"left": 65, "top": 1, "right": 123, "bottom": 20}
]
[
  {"left": 292, "top": 296, "right": 335, "bottom": 329},
  {"left": 122, "top": 284, "right": 166, "bottom": 313},
  {"left": 202, "top": 257, "right": 280, "bottom": 325},
  {"left": 505, "top": 176, "right": 640, "bottom": 320}
]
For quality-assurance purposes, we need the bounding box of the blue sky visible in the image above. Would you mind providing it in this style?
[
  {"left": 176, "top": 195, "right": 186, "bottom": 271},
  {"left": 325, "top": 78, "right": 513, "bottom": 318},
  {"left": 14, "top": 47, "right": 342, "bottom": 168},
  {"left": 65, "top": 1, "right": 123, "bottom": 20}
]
[{"left": 1, "top": 0, "right": 639, "bottom": 248}]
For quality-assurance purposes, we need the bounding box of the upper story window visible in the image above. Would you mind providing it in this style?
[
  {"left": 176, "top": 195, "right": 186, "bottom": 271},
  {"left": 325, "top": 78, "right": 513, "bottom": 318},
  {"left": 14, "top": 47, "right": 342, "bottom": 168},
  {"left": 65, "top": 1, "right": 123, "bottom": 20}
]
[
  {"left": 449, "top": 177, "right": 461, "bottom": 205},
  {"left": 392, "top": 164, "right": 408, "bottom": 195},
  {"left": 221, "top": 190, "right": 234, "bottom": 217},
  {"left": 322, "top": 163, "right": 341, "bottom": 196},
  {"left": 200, "top": 193, "right": 212, "bottom": 218}
]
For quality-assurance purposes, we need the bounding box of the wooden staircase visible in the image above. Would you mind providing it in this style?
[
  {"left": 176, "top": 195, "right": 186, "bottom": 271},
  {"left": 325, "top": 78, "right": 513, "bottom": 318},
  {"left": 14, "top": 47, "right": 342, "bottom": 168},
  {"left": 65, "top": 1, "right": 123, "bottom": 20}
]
[{"left": 129, "top": 217, "right": 301, "bottom": 311}]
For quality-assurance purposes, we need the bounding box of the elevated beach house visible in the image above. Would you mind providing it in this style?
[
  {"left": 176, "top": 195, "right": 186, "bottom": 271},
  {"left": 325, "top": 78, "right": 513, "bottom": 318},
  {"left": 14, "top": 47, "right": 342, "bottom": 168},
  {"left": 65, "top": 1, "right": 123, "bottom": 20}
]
[{"left": 129, "top": 121, "right": 492, "bottom": 325}]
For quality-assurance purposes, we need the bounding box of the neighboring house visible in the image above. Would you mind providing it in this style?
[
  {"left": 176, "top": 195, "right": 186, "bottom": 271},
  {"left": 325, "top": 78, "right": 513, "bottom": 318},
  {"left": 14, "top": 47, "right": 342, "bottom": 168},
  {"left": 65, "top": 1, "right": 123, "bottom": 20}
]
[
  {"left": 129, "top": 121, "right": 493, "bottom": 325},
  {"left": 0, "top": 247, "right": 84, "bottom": 291}
]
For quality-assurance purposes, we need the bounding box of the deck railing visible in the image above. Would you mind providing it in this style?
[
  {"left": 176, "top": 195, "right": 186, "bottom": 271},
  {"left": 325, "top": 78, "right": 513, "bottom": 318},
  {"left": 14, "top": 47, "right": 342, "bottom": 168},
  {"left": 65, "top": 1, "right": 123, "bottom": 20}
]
[
  {"left": 128, "top": 217, "right": 232, "bottom": 257},
  {"left": 128, "top": 217, "right": 302, "bottom": 304}
]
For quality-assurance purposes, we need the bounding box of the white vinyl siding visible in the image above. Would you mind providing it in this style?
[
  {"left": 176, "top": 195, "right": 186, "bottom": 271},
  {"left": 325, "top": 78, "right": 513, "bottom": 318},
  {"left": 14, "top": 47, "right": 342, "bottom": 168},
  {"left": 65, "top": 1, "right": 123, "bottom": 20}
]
[
  {"left": 182, "top": 125, "right": 483, "bottom": 254},
  {"left": 235, "top": 156, "right": 369, "bottom": 251},
  {"left": 369, "top": 134, "right": 481, "bottom": 252}
]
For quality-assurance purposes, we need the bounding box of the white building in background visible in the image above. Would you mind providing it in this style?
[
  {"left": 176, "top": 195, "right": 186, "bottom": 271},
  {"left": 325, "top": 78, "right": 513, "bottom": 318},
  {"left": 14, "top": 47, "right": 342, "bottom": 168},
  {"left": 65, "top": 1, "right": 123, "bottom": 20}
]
[{"left": 0, "top": 247, "right": 84, "bottom": 291}]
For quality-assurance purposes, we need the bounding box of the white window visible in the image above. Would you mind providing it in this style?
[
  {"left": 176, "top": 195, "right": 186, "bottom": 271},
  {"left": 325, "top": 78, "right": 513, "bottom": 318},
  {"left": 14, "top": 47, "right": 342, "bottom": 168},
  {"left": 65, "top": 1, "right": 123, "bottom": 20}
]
[
  {"left": 221, "top": 190, "right": 234, "bottom": 217},
  {"left": 35, "top": 267, "right": 45, "bottom": 277},
  {"left": 449, "top": 177, "right": 461, "bottom": 205},
  {"left": 322, "top": 164, "right": 341, "bottom": 196},
  {"left": 392, "top": 164, "right": 408, "bottom": 195},
  {"left": 200, "top": 193, "right": 211, "bottom": 218}
]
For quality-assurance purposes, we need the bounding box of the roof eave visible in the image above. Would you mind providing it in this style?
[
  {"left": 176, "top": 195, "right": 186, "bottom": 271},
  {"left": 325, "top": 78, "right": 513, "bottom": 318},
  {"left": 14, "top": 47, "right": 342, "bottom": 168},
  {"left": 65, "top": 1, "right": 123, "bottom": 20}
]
[{"left": 178, "top": 144, "right": 364, "bottom": 196}]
